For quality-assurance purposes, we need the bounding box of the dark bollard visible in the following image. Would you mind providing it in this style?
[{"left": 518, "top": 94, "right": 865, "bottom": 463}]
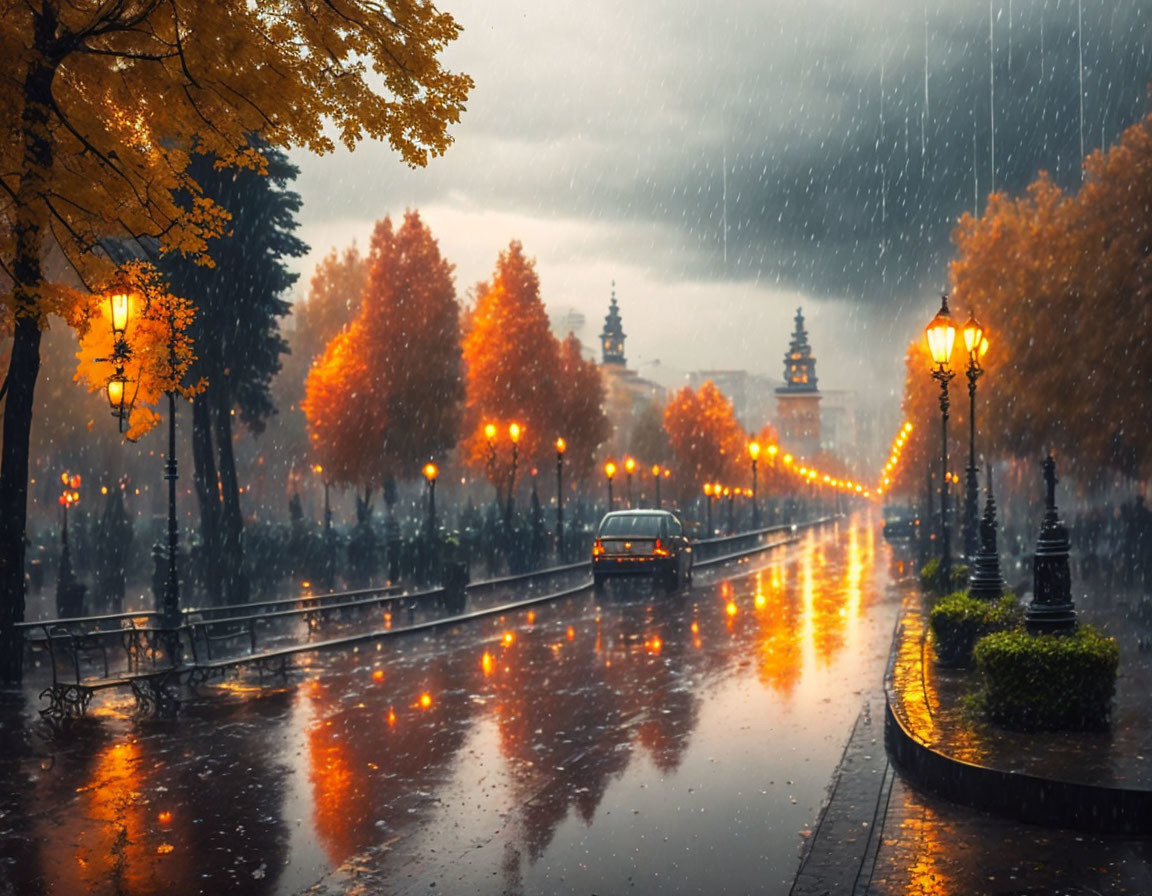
[
  {"left": 968, "top": 464, "right": 1007, "bottom": 601},
  {"left": 1026, "top": 453, "right": 1077, "bottom": 634}
]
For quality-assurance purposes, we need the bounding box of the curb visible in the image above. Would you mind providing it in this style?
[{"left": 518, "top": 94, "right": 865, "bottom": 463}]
[{"left": 883, "top": 603, "right": 1152, "bottom": 835}]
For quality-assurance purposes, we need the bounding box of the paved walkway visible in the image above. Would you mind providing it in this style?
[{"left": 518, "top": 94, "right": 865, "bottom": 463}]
[{"left": 792, "top": 582, "right": 1152, "bottom": 895}]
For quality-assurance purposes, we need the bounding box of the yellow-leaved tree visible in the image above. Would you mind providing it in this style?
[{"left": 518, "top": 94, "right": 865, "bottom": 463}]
[{"left": 0, "top": 1, "right": 471, "bottom": 681}]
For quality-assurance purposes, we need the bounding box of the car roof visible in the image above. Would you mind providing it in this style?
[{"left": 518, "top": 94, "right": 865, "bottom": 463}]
[{"left": 601, "top": 509, "right": 676, "bottom": 517}]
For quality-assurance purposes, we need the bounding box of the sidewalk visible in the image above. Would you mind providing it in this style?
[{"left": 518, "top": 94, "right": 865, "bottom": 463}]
[{"left": 792, "top": 584, "right": 1152, "bottom": 895}]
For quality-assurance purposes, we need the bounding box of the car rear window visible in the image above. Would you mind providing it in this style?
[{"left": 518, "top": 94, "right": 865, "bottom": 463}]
[{"left": 600, "top": 514, "right": 664, "bottom": 537}]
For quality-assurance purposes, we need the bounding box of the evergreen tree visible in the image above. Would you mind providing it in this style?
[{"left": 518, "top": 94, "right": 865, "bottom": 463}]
[{"left": 162, "top": 143, "right": 307, "bottom": 605}]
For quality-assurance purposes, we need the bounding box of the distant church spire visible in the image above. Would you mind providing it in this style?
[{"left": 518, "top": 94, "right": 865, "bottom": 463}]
[
  {"left": 780, "top": 307, "right": 818, "bottom": 392},
  {"left": 600, "top": 281, "right": 627, "bottom": 366}
]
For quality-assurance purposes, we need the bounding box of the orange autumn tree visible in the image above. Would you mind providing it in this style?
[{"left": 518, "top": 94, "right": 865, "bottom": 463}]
[
  {"left": 302, "top": 212, "right": 464, "bottom": 493},
  {"left": 940, "top": 110, "right": 1152, "bottom": 482},
  {"left": 74, "top": 262, "right": 203, "bottom": 442},
  {"left": 662, "top": 381, "right": 747, "bottom": 501},
  {"left": 461, "top": 242, "right": 564, "bottom": 492}
]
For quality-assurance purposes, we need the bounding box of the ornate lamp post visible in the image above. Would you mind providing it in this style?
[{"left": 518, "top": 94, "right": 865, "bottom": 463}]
[
  {"left": 604, "top": 461, "right": 616, "bottom": 512},
  {"left": 101, "top": 275, "right": 184, "bottom": 658},
  {"left": 505, "top": 422, "right": 521, "bottom": 530},
  {"left": 925, "top": 294, "right": 958, "bottom": 586},
  {"left": 651, "top": 465, "right": 662, "bottom": 509},
  {"left": 748, "top": 440, "right": 761, "bottom": 529},
  {"left": 961, "top": 312, "right": 987, "bottom": 563},
  {"left": 624, "top": 457, "right": 635, "bottom": 508},
  {"left": 703, "top": 482, "right": 714, "bottom": 535},
  {"left": 555, "top": 438, "right": 566, "bottom": 562}
]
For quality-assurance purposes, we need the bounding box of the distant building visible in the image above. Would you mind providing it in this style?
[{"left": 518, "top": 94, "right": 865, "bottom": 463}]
[
  {"left": 775, "top": 307, "right": 822, "bottom": 459},
  {"left": 600, "top": 283, "right": 627, "bottom": 367},
  {"left": 549, "top": 307, "right": 587, "bottom": 345},
  {"left": 597, "top": 284, "right": 665, "bottom": 455},
  {"left": 688, "top": 369, "right": 780, "bottom": 432},
  {"left": 819, "top": 389, "right": 856, "bottom": 456}
]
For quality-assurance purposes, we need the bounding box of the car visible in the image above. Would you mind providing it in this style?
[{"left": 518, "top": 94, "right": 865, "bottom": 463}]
[
  {"left": 882, "top": 504, "right": 919, "bottom": 540},
  {"left": 591, "top": 509, "right": 693, "bottom": 591}
]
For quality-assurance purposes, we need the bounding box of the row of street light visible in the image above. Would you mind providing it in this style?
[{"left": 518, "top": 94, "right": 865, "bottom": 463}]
[{"left": 874, "top": 422, "right": 915, "bottom": 497}]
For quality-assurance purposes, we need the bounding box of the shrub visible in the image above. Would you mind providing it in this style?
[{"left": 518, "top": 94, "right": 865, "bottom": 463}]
[
  {"left": 973, "top": 625, "right": 1119, "bottom": 731},
  {"left": 929, "top": 592, "right": 1021, "bottom": 667},
  {"left": 919, "top": 557, "right": 969, "bottom": 596}
]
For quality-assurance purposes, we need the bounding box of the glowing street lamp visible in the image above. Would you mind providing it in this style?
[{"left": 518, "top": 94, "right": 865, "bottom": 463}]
[
  {"left": 703, "top": 482, "right": 714, "bottom": 536},
  {"left": 505, "top": 422, "right": 522, "bottom": 530},
  {"left": 313, "top": 464, "right": 334, "bottom": 591},
  {"left": 961, "top": 311, "right": 987, "bottom": 563},
  {"left": 555, "top": 437, "right": 566, "bottom": 561},
  {"left": 604, "top": 460, "right": 617, "bottom": 511},
  {"left": 748, "top": 441, "right": 762, "bottom": 529},
  {"left": 423, "top": 462, "right": 439, "bottom": 541},
  {"left": 925, "top": 293, "right": 958, "bottom": 586},
  {"left": 651, "top": 464, "right": 663, "bottom": 509},
  {"left": 624, "top": 457, "right": 635, "bottom": 508},
  {"left": 103, "top": 274, "right": 137, "bottom": 432}
]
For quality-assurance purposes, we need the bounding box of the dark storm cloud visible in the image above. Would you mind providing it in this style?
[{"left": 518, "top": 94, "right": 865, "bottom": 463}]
[{"left": 296, "top": 0, "right": 1151, "bottom": 308}]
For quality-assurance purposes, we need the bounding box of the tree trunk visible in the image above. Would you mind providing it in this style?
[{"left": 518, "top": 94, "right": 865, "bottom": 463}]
[
  {"left": 0, "top": 27, "right": 57, "bottom": 682},
  {"left": 212, "top": 389, "right": 249, "bottom": 605},
  {"left": 191, "top": 393, "right": 224, "bottom": 606}
]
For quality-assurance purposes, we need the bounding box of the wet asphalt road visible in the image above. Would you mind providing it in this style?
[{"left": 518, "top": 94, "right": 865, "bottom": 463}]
[{"left": 0, "top": 512, "right": 911, "bottom": 895}]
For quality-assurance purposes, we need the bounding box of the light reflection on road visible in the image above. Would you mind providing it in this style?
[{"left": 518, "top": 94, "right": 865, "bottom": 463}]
[{"left": 0, "top": 511, "right": 911, "bottom": 896}]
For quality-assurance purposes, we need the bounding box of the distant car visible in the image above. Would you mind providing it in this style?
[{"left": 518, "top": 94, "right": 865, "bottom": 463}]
[
  {"left": 592, "top": 510, "right": 693, "bottom": 591},
  {"left": 882, "top": 504, "right": 918, "bottom": 540}
]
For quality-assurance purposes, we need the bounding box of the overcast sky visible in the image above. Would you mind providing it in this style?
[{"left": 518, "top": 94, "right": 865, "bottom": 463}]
[{"left": 288, "top": 0, "right": 1151, "bottom": 411}]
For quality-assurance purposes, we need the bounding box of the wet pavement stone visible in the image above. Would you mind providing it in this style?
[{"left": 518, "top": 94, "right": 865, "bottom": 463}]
[{"left": 790, "top": 694, "right": 892, "bottom": 896}]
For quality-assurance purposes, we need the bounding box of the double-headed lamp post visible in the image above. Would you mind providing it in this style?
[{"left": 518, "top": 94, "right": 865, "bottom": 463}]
[
  {"left": 604, "top": 461, "right": 616, "bottom": 512},
  {"left": 101, "top": 275, "right": 182, "bottom": 659},
  {"left": 555, "top": 438, "right": 566, "bottom": 562},
  {"left": 651, "top": 465, "right": 663, "bottom": 509},
  {"left": 962, "top": 313, "right": 988, "bottom": 563},
  {"left": 925, "top": 294, "right": 958, "bottom": 586},
  {"left": 748, "top": 441, "right": 762, "bottom": 529}
]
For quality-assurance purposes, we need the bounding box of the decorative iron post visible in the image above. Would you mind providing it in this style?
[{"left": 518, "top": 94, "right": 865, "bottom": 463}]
[
  {"left": 967, "top": 464, "right": 1006, "bottom": 601},
  {"left": 1025, "top": 453, "right": 1077, "bottom": 634}
]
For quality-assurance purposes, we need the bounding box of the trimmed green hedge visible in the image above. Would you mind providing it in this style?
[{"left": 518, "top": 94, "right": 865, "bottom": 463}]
[
  {"left": 929, "top": 592, "right": 1020, "bottom": 667},
  {"left": 919, "top": 557, "right": 969, "bottom": 596},
  {"left": 973, "top": 626, "right": 1119, "bottom": 731}
]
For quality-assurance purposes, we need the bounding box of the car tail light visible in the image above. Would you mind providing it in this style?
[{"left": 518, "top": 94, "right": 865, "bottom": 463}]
[
  {"left": 592, "top": 538, "right": 605, "bottom": 557},
  {"left": 653, "top": 538, "right": 670, "bottom": 557}
]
